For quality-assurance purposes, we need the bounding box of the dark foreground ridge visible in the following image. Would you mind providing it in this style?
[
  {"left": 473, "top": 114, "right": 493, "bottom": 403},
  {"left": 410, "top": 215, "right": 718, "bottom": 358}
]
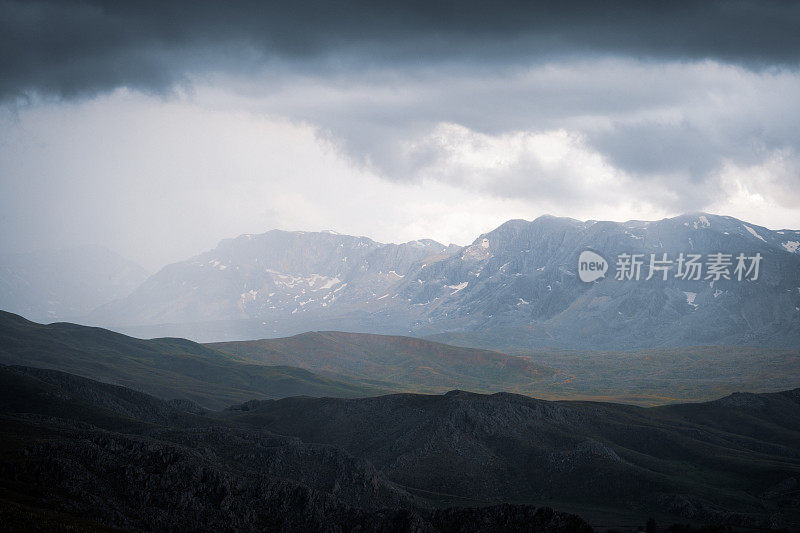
[
  {"left": 1, "top": 363, "right": 799, "bottom": 530},
  {"left": 0, "top": 364, "right": 590, "bottom": 531}
]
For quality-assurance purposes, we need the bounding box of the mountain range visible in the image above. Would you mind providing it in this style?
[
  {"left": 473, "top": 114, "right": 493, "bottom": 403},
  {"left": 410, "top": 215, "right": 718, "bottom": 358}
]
[{"left": 82, "top": 213, "right": 800, "bottom": 349}]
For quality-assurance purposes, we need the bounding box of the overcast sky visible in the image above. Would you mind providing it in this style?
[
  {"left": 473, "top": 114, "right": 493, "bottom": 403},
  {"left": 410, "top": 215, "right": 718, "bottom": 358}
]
[{"left": 1, "top": 0, "right": 800, "bottom": 271}]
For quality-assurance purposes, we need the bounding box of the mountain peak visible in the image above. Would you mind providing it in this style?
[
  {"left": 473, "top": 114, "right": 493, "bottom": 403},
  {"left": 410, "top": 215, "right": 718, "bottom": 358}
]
[{"left": 84, "top": 212, "right": 800, "bottom": 348}]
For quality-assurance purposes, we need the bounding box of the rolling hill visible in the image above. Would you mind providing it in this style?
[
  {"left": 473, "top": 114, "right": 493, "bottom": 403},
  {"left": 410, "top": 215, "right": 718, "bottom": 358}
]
[
  {"left": 210, "top": 333, "right": 800, "bottom": 406},
  {"left": 208, "top": 331, "right": 555, "bottom": 394},
  {"left": 0, "top": 310, "right": 379, "bottom": 409},
  {"left": 422, "top": 339, "right": 800, "bottom": 405},
  {"left": 4, "top": 311, "right": 797, "bottom": 408}
]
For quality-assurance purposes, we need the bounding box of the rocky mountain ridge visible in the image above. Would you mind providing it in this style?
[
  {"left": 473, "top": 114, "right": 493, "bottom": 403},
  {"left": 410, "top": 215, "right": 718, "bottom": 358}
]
[{"left": 84, "top": 213, "right": 800, "bottom": 348}]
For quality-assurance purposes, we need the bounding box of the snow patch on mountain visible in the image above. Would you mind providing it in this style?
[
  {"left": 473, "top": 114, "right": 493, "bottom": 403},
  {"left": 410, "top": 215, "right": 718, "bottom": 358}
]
[
  {"left": 240, "top": 289, "right": 259, "bottom": 302},
  {"left": 208, "top": 259, "right": 227, "bottom": 270},
  {"left": 264, "top": 270, "right": 342, "bottom": 291},
  {"left": 744, "top": 225, "right": 766, "bottom": 242},
  {"left": 447, "top": 282, "right": 469, "bottom": 295},
  {"left": 461, "top": 238, "right": 492, "bottom": 261},
  {"left": 692, "top": 216, "right": 710, "bottom": 229}
]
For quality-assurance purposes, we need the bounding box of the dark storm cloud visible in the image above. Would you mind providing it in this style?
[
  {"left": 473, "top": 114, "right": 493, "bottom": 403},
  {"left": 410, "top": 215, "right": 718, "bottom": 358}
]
[
  {"left": 2, "top": 0, "right": 800, "bottom": 100},
  {"left": 3, "top": 0, "right": 800, "bottom": 240},
  {"left": 589, "top": 121, "right": 736, "bottom": 180},
  {"left": 238, "top": 60, "right": 800, "bottom": 206}
]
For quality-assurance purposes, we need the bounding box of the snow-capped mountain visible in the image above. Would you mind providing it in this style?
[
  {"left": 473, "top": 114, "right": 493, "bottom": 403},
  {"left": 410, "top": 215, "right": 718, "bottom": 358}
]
[
  {"left": 88, "top": 230, "right": 457, "bottom": 329},
  {"left": 87, "top": 214, "right": 800, "bottom": 348},
  {"left": 0, "top": 245, "right": 148, "bottom": 321},
  {"left": 402, "top": 213, "right": 800, "bottom": 348}
]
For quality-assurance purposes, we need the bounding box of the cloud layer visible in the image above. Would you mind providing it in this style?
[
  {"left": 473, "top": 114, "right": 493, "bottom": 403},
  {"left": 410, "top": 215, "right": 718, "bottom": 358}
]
[
  {"left": 202, "top": 59, "right": 800, "bottom": 210},
  {"left": 3, "top": 0, "right": 800, "bottom": 100},
  {"left": 1, "top": 1, "right": 799, "bottom": 268}
]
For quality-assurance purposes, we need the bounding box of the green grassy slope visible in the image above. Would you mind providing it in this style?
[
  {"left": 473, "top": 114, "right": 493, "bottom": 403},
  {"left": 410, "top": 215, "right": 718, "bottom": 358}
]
[
  {"left": 427, "top": 330, "right": 800, "bottom": 405},
  {"left": 208, "top": 330, "right": 556, "bottom": 394},
  {"left": 0, "top": 311, "right": 381, "bottom": 409}
]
